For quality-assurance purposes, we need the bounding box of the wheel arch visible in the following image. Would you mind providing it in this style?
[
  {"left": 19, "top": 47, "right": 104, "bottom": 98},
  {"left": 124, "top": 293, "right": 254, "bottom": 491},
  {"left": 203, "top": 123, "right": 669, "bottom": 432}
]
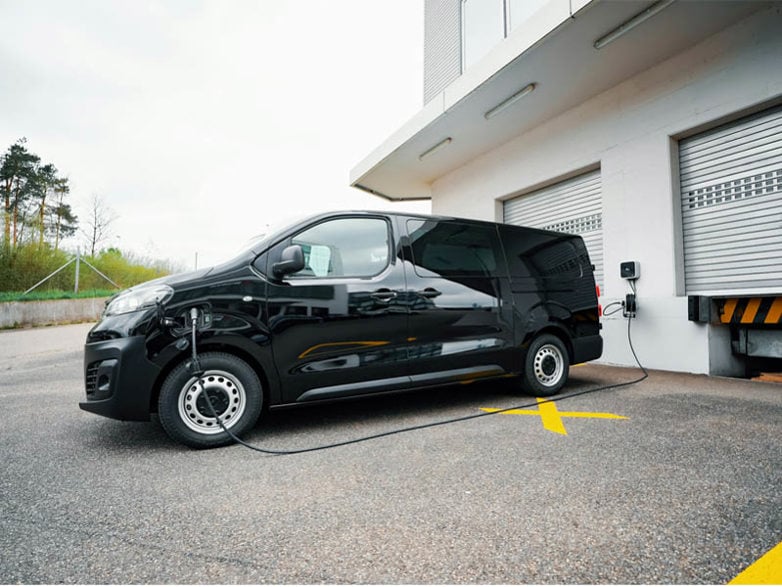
[
  {"left": 526, "top": 324, "right": 574, "bottom": 364},
  {"left": 149, "top": 341, "right": 274, "bottom": 415}
]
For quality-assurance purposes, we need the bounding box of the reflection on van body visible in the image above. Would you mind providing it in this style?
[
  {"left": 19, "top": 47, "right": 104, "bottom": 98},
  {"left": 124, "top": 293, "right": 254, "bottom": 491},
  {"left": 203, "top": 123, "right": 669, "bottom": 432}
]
[{"left": 81, "top": 211, "right": 602, "bottom": 448}]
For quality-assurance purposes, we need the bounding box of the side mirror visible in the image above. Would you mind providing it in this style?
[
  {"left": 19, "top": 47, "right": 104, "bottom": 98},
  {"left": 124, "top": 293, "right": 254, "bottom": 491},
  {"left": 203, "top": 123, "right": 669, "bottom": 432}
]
[{"left": 272, "top": 244, "right": 305, "bottom": 277}]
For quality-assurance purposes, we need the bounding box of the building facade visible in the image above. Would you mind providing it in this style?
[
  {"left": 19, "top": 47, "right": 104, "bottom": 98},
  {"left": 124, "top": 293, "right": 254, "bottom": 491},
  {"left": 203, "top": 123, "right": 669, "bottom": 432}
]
[{"left": 351, "top": 0, "right": 782, "bottom": 376}]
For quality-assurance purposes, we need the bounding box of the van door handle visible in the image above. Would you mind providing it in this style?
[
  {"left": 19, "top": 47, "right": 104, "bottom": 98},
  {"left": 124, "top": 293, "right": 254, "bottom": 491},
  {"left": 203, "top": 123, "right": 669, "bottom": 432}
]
[
  {"left": 416, "top": 287, "right": 441, "bottom": 299},
  {"left": 370, "top": 289, "right": 397, "bottom": 302}
]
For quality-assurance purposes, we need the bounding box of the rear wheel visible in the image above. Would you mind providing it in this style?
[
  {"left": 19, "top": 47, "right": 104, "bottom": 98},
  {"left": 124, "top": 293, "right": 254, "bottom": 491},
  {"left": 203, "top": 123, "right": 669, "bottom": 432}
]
[
  {"left": 158, "top": 352, "right": 263, "bottom": 448},
  {"left": 522, "top": 334, "right": 569, "bottom": 397}
]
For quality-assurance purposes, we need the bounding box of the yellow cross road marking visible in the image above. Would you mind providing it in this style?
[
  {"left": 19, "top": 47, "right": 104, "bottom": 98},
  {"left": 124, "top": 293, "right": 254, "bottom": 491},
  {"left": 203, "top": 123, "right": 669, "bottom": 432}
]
[
  {"left": 729, "top": 541, "right": 782, "bottom": 584},
  {"left": 481, "top": 397, "right": 628, "bottom": 436}
]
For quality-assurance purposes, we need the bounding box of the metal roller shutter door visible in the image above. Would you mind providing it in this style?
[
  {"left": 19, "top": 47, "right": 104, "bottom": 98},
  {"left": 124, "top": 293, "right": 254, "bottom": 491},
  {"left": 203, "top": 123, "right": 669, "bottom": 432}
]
[
  {"left": 503, "top": 170, "right": 603, "bottom": 290},
  {"left": 424, "top": 0, "right": 462, "bottom": 104},
  {"left": 680, "top": 105, "right": 782, "bottom": 295}
]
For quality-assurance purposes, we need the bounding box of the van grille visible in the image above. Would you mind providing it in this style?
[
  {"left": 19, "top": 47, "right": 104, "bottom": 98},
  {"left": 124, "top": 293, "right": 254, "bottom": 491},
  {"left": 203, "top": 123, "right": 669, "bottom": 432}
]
[{"left": 86, "top": 362, "right": 100, "bottom": 395}]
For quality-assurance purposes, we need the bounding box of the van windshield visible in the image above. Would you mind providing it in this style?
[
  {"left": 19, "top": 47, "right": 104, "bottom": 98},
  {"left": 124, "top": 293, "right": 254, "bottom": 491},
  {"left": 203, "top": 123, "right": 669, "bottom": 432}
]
[
  {"left": 231, "top": 214, "right": 312, "bottom": 258},
  {"left": 237, "top": 233, "right": 268, "bottom": 254}
]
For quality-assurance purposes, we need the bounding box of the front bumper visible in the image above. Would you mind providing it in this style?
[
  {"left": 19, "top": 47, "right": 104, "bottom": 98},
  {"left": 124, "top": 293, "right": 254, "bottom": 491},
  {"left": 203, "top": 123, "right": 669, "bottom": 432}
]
[{"left": 80, "top": 335, "right": 160, "bottom": 421}]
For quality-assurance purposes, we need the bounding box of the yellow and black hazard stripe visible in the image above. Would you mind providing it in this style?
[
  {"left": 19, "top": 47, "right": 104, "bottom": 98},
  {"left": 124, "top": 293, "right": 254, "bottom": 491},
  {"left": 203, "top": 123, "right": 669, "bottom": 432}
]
[{"left": 719, "top": 297, "right": 782, "bottom": 325}]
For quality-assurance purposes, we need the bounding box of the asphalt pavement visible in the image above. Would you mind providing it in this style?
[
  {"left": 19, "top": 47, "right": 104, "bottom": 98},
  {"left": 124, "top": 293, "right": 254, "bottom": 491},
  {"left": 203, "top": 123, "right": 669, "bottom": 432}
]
[{"left": 0, "top": 323, "right": 780, "bottom": 583}]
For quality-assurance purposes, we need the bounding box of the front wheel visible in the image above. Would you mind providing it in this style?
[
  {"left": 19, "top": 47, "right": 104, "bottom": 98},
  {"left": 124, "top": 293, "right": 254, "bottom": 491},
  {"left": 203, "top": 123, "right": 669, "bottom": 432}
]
[
  {"left": 158, "top": 352, "right": 263, "bottom": 448},
  {"left": 522, "top": 334, "right": 570, "bottom": 397}
]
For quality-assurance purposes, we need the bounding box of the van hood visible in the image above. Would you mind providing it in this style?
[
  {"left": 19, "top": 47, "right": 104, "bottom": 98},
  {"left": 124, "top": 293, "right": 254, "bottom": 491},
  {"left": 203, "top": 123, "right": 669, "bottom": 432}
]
[
  {"left": 121, "top": 267, "right": 213, "bottom": 293},
  {"left": 120, "top": 250, "right": 256, "bottom": 295}
]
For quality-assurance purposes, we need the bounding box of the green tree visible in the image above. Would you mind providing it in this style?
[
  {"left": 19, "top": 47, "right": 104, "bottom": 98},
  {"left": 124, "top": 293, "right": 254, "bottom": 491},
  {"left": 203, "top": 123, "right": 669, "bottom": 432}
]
[
  {"left": 1, "top": 139, "right": 76, "bottom": 253},
  {"left": 1, "top": 138, "right": 40, "bottom": 250},
  {"left": 32, "top": 163, "right": 56, "bottom": 246},
  {"left": 48, "top": 182, "right": 77, "bottom": 250},
  {"left": 29, "top": 165, "right": 72, "bottom": 248}
]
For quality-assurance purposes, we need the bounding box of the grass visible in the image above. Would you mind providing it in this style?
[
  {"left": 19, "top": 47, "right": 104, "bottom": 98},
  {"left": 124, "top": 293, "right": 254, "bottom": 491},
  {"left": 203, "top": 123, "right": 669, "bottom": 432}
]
[
  {"left": 0, "top": 289, "right": 118, "bottom": 303},
  {"left": 1, "top": 244, "right": 176, "bottom": 301}
]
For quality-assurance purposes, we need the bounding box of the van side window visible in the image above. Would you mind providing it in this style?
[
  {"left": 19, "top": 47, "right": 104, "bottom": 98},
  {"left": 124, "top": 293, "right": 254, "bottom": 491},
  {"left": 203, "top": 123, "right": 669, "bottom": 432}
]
[
  {"left": 407, "top": 220, "right": 502, "bottom": 278},
  {"left": 499, "top": 225, "right": 584, "bottom": 279},
  {"left": 290, "top": 217, "right": 390, "bottom": 278}
]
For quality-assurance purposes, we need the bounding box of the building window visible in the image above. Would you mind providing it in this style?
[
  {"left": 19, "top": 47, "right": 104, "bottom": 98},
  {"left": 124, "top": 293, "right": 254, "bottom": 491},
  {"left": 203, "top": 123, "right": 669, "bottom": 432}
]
[
  {"left": 508, "top": 0, "right": 548, "bottom": 30},
  {"left": 462, "top": 0, "right": 550, "bottom": 71},
  {"left": 461, "top": 0, "right": 505, "bottom": 71}
]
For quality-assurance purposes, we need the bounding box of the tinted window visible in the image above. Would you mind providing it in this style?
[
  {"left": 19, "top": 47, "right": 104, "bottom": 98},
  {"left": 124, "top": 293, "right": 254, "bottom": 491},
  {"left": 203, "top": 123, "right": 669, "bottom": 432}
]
[
  {"left": 499, "top": 225, "right": 585, "bottom": 279},
  {"left": 290, "top": 217, "right": 390, "bottom": 278},
  {"left": 407, "top": 220, "right": 502, "bottom": 278}
]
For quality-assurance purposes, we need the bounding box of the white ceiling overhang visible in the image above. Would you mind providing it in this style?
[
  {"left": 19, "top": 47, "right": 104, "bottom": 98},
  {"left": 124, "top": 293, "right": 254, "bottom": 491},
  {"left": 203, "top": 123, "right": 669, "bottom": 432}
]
[{"left": 349, "top": 0, "right": 771, "bottom": 201}]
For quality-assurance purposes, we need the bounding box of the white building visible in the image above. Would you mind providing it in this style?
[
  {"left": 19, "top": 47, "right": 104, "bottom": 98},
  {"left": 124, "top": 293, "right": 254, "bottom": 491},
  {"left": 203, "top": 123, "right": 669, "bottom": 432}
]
[{"left": 351, "top": 0, "right": 782, "bottom": 376}]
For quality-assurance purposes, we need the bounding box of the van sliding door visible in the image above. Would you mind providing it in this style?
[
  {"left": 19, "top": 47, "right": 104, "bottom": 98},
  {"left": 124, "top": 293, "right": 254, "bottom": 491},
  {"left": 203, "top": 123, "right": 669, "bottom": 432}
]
[{"left": 401, "top": 218, "right": 516, "bottom": 386}]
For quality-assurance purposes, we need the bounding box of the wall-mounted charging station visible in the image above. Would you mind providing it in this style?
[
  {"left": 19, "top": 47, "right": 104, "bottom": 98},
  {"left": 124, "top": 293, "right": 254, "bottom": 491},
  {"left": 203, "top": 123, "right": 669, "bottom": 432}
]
[
  {"left": 620, "top": 261, "right": 640, "bottom": 280},
  {"left": 620, "top": 261, "right": 639, "bottom": 318}
]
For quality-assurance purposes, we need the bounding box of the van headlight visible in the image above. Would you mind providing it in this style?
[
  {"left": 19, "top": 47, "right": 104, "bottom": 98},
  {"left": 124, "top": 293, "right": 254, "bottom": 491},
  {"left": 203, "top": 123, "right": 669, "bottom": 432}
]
[{"left": 105, "top": 285, "right": 174, "bottom": 316}]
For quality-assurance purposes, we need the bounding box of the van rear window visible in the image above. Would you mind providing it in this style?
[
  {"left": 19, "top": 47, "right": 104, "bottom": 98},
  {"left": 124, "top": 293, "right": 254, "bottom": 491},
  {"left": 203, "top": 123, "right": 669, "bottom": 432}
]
[{"left": 499, "top": 226, "right": 585, "bottom": 279}]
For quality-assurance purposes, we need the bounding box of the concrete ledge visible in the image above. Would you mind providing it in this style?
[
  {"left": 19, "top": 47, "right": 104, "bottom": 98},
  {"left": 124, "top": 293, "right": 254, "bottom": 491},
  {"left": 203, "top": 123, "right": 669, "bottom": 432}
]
[{"left": 0, "top": 298, "right": 108, "bottom": 329}]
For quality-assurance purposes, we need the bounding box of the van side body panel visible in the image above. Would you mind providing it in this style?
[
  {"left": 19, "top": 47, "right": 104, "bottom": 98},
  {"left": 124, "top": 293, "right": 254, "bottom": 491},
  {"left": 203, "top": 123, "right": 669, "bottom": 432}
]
[{"left": 497, "top": 224, "right": 602, "bottom": 364}]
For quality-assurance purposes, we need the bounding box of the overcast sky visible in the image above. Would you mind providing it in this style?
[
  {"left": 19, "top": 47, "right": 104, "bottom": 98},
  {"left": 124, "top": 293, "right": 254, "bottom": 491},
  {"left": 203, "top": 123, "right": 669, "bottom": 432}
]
[{"left": 0, "top": 0, "right": 429, "bottom": 270}]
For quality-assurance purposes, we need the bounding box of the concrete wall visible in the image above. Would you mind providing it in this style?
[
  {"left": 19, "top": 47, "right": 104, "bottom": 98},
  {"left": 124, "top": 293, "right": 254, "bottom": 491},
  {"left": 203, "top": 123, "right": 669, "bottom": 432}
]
[
  {"left": 0, "top": 298, "right": 107, "bottom": 329},
  {"left": 430, "top": 7, "right": 782, "bottom": 375}
]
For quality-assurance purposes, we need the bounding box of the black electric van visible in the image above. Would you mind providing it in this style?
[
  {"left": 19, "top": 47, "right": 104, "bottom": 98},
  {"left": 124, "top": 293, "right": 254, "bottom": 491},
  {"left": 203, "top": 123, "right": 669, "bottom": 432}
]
[{"left": 81, "top": 211, "right": 602, "bottom": 448}]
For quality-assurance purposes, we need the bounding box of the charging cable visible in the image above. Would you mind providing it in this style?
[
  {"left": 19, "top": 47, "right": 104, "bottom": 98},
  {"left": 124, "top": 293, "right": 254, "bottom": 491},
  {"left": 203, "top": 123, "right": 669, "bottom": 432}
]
[
  {"left": 189, "top": 308, "right": 203, "bottom": 376},
  {"left": 191, "top": 309, "right": 647, "bottom": 455}
]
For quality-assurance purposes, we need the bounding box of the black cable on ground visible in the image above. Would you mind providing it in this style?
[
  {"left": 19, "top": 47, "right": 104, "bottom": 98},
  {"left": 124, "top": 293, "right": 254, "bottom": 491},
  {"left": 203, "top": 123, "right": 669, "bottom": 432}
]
[{"left": 198, "top": 315, "right": 647, "bottom": 456}]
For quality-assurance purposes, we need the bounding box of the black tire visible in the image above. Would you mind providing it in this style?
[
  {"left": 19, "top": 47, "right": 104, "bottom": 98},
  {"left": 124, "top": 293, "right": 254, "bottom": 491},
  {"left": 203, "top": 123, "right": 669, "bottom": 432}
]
[
  {"left": 158, "top": 352, "right": 263, "bottom": 448},
  {"left": 521, "top": 334, "right": 570, "bottom": 397}
]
